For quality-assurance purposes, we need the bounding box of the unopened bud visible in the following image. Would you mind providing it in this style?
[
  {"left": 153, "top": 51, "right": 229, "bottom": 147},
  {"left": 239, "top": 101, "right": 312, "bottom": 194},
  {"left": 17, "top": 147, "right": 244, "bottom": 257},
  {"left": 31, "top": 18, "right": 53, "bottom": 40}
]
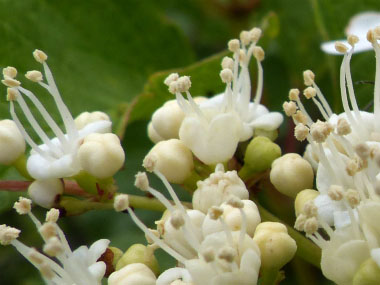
[
  {"left": 74, "top": 111, "right": 111, "bottom": 131},
  {"left": 270, "top": 153, "right": 314, "bottom": 198},
  {"left": 108, "top": 263, "right": 157, "bottom": 285},
  {"left": 28, "top": 179, "right": 63, "bottom": 209},
  {"left": 0, "top": 119, "right": 25, "bottom": 165}
]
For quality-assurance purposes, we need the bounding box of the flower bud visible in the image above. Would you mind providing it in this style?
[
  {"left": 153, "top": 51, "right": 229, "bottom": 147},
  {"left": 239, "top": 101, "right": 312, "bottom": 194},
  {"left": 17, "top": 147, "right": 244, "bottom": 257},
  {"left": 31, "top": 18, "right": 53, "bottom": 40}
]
[
  {"left": 115, "top": 244, "right": 159, "bottom": 276},
  {"left": 270, "top": 153, "right": 314, "bottom": 198},
  {"left": 109, "top": 246, "right": 124, "bottom": 270},
  {"left": 253, "top": 222, "right": 297, "bottom": 270},
  {"left": 74, "top": 111, "right": 111, "bottom": 131},
  {"left": 143, "top": 139, "right": 193, "bottom": 184},
  {"left": 28, "top": 179, "right": 64, "bottom": 209},
  {"left": 0, "top": 119, "right": 26, "bottom": 165},
  {"left": 151, "top": 100, "right": 184, "bottom": 140},
  {"left": 254, "top": 128, "right": 278, "bottom": 141},
  {"left": 108, "top": 263, "right": 156, "bottom": 285},
  {"left": 294, "top": 189, "right": 319, "bottom": 217},
  {"left": 147, "top": 122, "right": 164, "bottom": 144},
  {"left": 353, "top": 258, "right": 380, "bottom": 285},
  {"left": 240, "top": 136, "right": 281, "bottom": 178},
  {"left": 78, "top": 133, "right": 125, "bottom": 179}
]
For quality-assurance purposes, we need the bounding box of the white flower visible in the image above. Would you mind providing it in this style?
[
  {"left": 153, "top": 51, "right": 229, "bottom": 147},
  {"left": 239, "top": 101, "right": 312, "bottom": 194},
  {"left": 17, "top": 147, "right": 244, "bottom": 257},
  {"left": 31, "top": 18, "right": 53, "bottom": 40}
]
[
  {"left": 163, "top": 28, "right": 283, "bottom": 165},
  {"left": 0, "top": 201, "right": 109, "bottom": 284},
  {"left": 2, "top": 50, "right": 111, "bottom": 180},
  {"left": 321, "top": 11, "right": 380, "bottom": 54}
]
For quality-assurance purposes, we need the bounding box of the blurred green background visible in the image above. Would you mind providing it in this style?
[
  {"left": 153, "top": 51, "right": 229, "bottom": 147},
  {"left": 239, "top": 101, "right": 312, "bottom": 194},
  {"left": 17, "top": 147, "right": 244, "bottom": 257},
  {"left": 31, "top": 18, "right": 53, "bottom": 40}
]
[{"left": 0, "top": 0, "right": 379, "bottom": 283}]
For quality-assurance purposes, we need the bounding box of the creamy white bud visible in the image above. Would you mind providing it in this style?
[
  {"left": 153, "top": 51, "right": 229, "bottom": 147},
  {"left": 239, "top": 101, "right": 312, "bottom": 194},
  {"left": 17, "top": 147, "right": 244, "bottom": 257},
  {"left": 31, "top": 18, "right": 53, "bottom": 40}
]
[
  {"left": 0, "top": 119, "right": 25, "bottom": 165},
  {"left": 253, "top": 222, "right": 297, "bottom": 270},
  {"left": 147, "top": 121, "right": 164, "bottom": 144},
  {"left": 28, "top": 179, "right": 64, "bottom": 209},
  {"left": 108, "top": 263, "right": 156, "bottom": 285},
  {"left": 78, "top": 133, "right": 125, "bottom": 179},
  {"left": 270, "top": 153, "right": 314, "bottom": 198},
  {"left": 143, "top": 139, "right": 193, "bottom": 184},
  {"left": 74, "top": 111, "right": 111, "bottom": 131}
]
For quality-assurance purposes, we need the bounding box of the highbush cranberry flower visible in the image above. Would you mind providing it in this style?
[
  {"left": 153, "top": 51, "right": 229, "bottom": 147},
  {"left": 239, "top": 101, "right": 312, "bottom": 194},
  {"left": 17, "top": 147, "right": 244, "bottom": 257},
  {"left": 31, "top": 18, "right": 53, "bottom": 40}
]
[
  {"left": 163, "top": 28, "right": 283, "bottom": 165},
  {"left": 1, "top": 198, "right": 109, "bottom": 284},
  {"left": 2, "top": 50, "right": 112, "bottom": 180},
  {"left": 321, "top": 11, "right": 380, "bottom": 54}
]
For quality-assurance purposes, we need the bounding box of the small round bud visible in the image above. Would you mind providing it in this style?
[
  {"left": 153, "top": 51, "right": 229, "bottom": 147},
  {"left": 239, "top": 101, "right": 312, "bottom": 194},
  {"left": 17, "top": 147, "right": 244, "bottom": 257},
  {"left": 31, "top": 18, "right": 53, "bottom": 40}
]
[
  {"left": 241, "top": 136, "right": 281, "bottom": 174},
  {"left": 115, "top": 244, "right": 159, "bottom": 276},
  {"left": 228, "top": 39, "right": 240, "bottom": 52},
  {"left": 164, "top": 73, "right": 179, "bottom": 86},
  {"left": 335, "top": 42, "right": 348, "bottom": 53},
  {"left": 3, "top": 66, "right": 17, "bottom": 78},
  {"left": 74, "top": 111, "right": 111, "bottom": 131},
  {"left": 220, "top": 68, "right": 233, "bottom": 83},
  {"left": 25, "top": 70, "right": 43, "bottom": 82},
  {"left": 13, "top": 197, "right": 32, "bottom": 215},
  {"left": 143, "top": 139, "right": 193, "bottom": 184},
  {"left": 28, "top": 179, "right": 64, "bottom": 209},
  {"left": 78, "top": 133, "right": 125, "bottom": 179},
  {"left": 253, "top": 222, "right": 297, "bottom": 270},
  {"left": 270, "top": 153, "right": 314, "bottom": 198},
  {"left": 0, "top": 119, "right": 25, "bottom": 165},
  {"left": 249, "top": 27, "right": 262, "bottom": 43},
  {"left": 114, "top": 194, "right": 129, "bottom": 212},
  {"left": 294, "top": 123, "right": 309, "bottom": 141},
  {"left": 303, "top": 70, "right": 315, "bottom": 86},
  {"left": 303, "top": 87, "right": 317, "bottom": 99},
  {"left": 283, "top": 101, "right": 297, "bottom": 117},
  {"left": 295, "top": 189, "right": 319, "bottom": 217},
  {"left": 108, "top": 263, "right": 156, "bottom": 285},
  {"left": 289, "top": 88, "right": 300, "bottom": 101},
  {"left": 147, "top": 122, "right": 164, "bottom": 143},
  {"left": 337, "top": 118, "right": 351, "bottom": 135},
  {"left": 348, "top": 35, "right": 359, "bottom": 46},
  {"left": 253, "top": 46, "right": 265, "bottom": 61},
  {"left": 33, "top": 49, "right": 48, "bottom": 63},
  {"left": 221, "top": 57, "right": 234, "bottom": 70}
]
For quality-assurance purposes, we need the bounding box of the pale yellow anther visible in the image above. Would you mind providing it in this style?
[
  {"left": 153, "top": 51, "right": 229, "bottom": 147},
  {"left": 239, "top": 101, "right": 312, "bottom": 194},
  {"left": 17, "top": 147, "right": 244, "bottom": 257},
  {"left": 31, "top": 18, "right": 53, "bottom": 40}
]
[
  {"left": 164, "top": 73, "right": 179, "bottom": 86},
  {"left": 168, "top": 81, "right": 178, "bottom": 94},
  {"left": 303, "top": 87, "right": 317, "bottom": 99},
  {"left": 0, "top": 225, "right": 20, "bottom": 245},
  {"left": 227, "top": 196, "right": 244, "bottom": 208},
  {"left": 218, "top": 246, "right": 236, "bottom": 263},
  {"left": 348, "top": 35, "right": 359, "bottom": 46},
  {"left": 303, "top": 201, "right": 318, "bottom": 217},
  {"left": 176, "top": 76, "right": 191, "bottom": 92},
  {"left": 6, "top": 88, "right": 18, "bottom": 101},
  {"left": 13, "top": 197, "right": 32, "bottom": 215},
  {"left": 240, "top": 30, "right": 251, "bottom": 46},
  {"left": 2, "top": 77, "right": 21, "bottom": 88},
  {"left": 43, "top": 237, "right": 63, "bottom": 257},
  {"left": 45, "top": 209, "right": 60, "bottom": 223},
  {"left": 292, "top": 110, "right": 308, "bottom": 125},
  {"left": 310, "top": 120, "right": 329, "bottom": 143},
  {"left": 114, "top": 194, "right": 129, "bottom": 212},
  {"left": 220, "top": 68, "right": 233, "bottom": 83},
  {"left": 294, "top": 123, "right": 309, "bottom": 142},
  {"left": 253, "top": 46, "right": 265, "bottom": 61},
  {"left": 303, "top": 70, "right": 315, "bottom": 86},
  {"left": 283, "top": 101, "right": 297, "bottom": 117},
  {"left": 304, "top": 217, "right": 318, "bottom": 234},
  {"left": 228, "top": 39, "right": 240, "bottom": 52},
  {"left": 143, "top": 153, "right": 157, "bottom": 172},
  {"left": 170, "top": 211, "right": 185, "bottom": 229},
  {"left": 249, "top": 27, "right": 262, "bottom": 43},
  {"left": 202, "top": 247, "right": 215, "bottom": 263},
  {"left": 145, "top": 229, "right": 160, "bottom": 244},
  {"left": 367, "top": 29, "right": 375, "bottom": 43},
  {"left": 355, "top": 143, "right": 370, "bottom": 160},
  {"left": 221, "top": 57, "right": 234, "bottom": 70},
  {"left": 239, "top": 49, "right": 246, "bottom": 63},
  {"left": 346, "top": 159, "right": 359, "bottom": 176},
  {"left": 337, "top": 118, "right": 351, "bottom": 136},
  {"left": 39, "top": 222, "right": 57, "bottom": 240},
  {"left": 294, "top": 214, "right": 307, "bottom": 231},
  {"left": 134, "top": 172, "right": 149, "bottom": 191},
  {"left": 328, "top": 185, "right": 344, "bottom": 201},
  {"left": 345, "top": 189, "right": 360, "bottom": 207},
  {"left": 289, "top": 88, "right": 300, "bottom": 101},
  {"left": 208, "top": 206, "right": 224, "bottom": 220},
  {"left": 3, "top": 66, "right": 17, "bottom": 78},
  {"left": 33, "top": 49, "right": 48, "bottom": 63},
  {"left": 335, "top": 42, "right": 348, "bottom": 53},
  {"left": 25, "top": 70, "right": 43, "bottom": 82}
]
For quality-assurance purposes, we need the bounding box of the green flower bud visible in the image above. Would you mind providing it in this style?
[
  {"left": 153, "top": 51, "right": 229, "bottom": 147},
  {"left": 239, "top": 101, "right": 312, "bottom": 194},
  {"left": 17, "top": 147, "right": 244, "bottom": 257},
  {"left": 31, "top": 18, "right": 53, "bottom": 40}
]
[
  {"left": 115, "top": 244, "right": 159, "bottom": 276},
  {"left": 353, "top": 258, "right": 380, "bottom": 285},
  {"left": 254, "top": 128, "right": 278, "bottom": 141},
  {"left": 239, "top": 136, "right": 281, "bottom": 179},
  {"left": 109, "top": 246, "right": 123, "bottom": 269}
]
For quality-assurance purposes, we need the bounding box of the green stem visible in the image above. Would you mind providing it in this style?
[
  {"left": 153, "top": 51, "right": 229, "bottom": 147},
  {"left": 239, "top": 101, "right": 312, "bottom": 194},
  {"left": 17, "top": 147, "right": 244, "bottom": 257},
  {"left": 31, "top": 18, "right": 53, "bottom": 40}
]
[
  {"left": 256, "top": 203, "right": 321, "bottom": 268},
  {"left": 12, "top": 154, "right": 32, "bottom": 180},
  {"left": 260, "top": 267, "right": 281, "bottom": 285}
]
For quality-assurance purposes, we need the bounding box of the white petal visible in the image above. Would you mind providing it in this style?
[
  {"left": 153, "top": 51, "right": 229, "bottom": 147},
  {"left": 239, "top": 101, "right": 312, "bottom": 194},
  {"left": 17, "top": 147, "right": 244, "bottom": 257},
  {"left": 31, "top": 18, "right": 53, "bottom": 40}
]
[
  {"left": 314, "top": 194, "right": 344, "bottom": 226},
  {"left": 249, "top": 112, "right": 283, "bottom": 131},
  {"left": 240, "top": 249, "right": 261, "bottom": 276},
  {"left": 88, "top": 261, "right": 106, "bottom": 281},
  {"left": 156, "top": 267, "right": 192, "bottom": 285},
  {"left": 88, "top": 239, "right": 110, "bottom": 264},
  {"left": 346, "top": 12, "right": 380, "bottom": 38},
  {"left": 371, "top": 248, "right": 380, "bottom": 267},
  {"left": 333, "top": 210, "right": 358, "bottom": 229},
  {"left": 78, "top": 120, "right": 112, "bottom": 139}
]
